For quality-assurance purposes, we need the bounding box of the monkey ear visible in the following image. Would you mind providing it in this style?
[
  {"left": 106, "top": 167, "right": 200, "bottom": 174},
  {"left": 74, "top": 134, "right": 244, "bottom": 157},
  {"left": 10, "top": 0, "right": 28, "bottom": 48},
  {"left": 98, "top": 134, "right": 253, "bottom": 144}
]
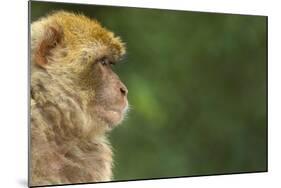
[{"left": 34, "top": 25, "right": 63, "bottom": 68}]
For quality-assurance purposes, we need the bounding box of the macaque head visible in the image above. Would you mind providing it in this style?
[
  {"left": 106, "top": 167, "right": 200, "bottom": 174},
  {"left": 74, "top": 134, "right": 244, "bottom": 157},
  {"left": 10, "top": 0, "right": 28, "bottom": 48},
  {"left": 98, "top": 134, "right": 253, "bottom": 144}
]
[{"left": 31, "top": 11, "right": 128, "bottom": 128}]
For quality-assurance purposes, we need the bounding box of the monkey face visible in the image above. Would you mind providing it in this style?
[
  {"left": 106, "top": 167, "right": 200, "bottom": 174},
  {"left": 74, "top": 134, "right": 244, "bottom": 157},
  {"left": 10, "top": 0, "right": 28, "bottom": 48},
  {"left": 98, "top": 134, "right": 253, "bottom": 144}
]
[
  {"left": 90, "top": 57, "right": 129, "bottom": 128},
  {"left": 61, "top": 45, "right": 129, "bottom": 129}
]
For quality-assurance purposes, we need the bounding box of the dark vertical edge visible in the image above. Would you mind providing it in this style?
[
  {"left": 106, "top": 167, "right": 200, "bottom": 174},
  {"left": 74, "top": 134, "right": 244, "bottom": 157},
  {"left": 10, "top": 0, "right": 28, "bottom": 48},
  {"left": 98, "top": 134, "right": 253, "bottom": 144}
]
[
  {"left": 28, "top": 0, "right": 31, "bottom": 187},
  {"left": 265, "top": 15, "right": 268, "bottom": 172}
]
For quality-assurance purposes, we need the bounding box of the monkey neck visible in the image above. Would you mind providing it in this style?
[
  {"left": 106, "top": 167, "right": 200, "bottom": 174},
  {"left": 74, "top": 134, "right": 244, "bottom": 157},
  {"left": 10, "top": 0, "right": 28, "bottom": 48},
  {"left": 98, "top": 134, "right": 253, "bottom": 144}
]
[{"left": 31, "top": 66, "right": 114, "bottom": 182}]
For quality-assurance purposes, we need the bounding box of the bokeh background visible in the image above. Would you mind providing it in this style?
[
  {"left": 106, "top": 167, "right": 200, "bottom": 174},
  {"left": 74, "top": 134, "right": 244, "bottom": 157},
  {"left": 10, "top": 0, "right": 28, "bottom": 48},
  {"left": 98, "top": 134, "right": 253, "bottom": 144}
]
[{"left": 31, "top": 1, "right": 267, "bottom": 181}]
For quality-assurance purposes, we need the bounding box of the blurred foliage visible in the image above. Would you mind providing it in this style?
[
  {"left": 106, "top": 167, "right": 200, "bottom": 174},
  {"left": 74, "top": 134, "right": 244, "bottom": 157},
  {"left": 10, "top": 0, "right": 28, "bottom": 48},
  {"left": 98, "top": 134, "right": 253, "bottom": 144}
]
[{"left": 31, "top": 1, "right": 267, "bottom": 181}]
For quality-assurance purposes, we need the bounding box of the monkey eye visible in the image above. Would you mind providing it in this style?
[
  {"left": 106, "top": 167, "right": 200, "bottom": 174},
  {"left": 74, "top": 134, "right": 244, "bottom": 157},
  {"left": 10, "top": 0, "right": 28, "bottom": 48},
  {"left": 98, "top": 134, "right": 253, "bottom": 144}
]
[
  {"left": 99, "top": 58, "right": 109, "bottom": 65},
  {"left": 99, "top": 58, "right": 115, "bottom": 66}
]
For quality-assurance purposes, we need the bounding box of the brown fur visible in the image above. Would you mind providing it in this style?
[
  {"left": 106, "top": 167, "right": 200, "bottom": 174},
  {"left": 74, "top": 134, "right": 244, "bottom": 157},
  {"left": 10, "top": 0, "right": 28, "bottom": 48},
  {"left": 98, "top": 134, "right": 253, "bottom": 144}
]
[{"left": 30, "top": 11, "right": 128, "bottom": 186}]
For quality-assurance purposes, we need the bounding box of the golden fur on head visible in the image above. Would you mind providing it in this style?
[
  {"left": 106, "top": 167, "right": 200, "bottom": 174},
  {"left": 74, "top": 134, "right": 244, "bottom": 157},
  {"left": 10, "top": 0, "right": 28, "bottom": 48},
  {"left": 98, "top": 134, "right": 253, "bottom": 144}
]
[
  {"left": 31, "top": 11, "right": 125, "bottom": 62},
  {"left": 30, "top": 11, "right": 128, "bottom": 186}
]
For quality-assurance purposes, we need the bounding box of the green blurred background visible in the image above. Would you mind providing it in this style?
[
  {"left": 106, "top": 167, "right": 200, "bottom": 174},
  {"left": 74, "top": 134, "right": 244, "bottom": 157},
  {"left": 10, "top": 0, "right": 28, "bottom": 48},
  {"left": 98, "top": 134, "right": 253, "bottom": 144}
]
[{"left": 30, "top": 1, "right": 267, "bottom": 181}]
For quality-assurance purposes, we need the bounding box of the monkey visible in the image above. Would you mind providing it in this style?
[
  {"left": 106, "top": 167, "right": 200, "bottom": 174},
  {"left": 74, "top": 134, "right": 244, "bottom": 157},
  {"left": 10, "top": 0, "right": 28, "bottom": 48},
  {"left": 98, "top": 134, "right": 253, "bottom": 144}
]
[{"left": 30, "top": 11, "right": 128, "bottom": 186}]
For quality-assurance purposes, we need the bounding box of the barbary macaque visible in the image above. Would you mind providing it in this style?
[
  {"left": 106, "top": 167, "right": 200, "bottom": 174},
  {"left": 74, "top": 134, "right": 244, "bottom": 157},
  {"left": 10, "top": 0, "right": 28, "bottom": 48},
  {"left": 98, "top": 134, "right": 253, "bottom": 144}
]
[{"left": 30, "top": 11, "right": 128, "bottom": 186}]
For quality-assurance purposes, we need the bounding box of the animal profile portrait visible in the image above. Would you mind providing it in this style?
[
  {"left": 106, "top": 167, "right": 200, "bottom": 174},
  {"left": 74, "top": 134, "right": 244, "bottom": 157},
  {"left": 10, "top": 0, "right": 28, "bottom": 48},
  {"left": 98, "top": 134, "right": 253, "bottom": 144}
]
[
  {"left": 30, "top": 1, "right": 267, "bottom": 187},
  {"left": 30, "top": 11, "right": 128, "bottom": 186}
]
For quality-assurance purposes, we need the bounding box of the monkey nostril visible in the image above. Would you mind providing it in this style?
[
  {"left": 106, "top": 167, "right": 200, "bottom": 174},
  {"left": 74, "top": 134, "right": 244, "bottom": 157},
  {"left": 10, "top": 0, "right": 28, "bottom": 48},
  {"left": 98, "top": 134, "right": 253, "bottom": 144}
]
[{"left": 120, "top": 87, "right": 127, "bottom": 96}]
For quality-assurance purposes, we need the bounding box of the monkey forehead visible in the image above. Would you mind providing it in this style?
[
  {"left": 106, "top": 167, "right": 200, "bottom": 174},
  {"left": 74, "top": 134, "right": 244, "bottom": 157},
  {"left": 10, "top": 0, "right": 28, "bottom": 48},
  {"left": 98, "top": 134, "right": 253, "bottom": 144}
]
[{"left": 50, "top": 11, "right": 126, "bottom": 59}]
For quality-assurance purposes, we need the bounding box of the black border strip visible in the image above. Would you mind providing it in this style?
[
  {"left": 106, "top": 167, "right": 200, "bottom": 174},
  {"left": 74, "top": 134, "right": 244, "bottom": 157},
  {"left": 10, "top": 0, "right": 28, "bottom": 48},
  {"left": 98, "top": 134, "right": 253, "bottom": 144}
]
[{"left": 28, "top": 1, "right": 31, "bottom": 187}]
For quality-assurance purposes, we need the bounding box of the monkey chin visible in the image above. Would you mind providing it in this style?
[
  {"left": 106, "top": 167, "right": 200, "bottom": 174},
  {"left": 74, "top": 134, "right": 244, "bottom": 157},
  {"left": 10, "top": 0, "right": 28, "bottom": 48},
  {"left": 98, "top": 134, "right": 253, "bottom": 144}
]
[
  {"left": 106, "top": 110, "right": 124, "bottom": 129},
  {"left": 97, "top": 105, "right": 128, "bottom": 130}
]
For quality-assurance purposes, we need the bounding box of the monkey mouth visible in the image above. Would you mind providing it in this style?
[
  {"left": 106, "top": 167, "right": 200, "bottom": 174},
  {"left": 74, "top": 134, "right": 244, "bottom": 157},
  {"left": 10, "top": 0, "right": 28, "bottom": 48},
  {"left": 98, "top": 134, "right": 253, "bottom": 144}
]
[
  {"left": 93, "top": 100, "right": 128, "bottom": 129},
  {"left": 110, "top": 105, "right": 128, "bottom": 115},
  {"left": 109, "top": 100, "right": 129, "bottom": 115}
]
